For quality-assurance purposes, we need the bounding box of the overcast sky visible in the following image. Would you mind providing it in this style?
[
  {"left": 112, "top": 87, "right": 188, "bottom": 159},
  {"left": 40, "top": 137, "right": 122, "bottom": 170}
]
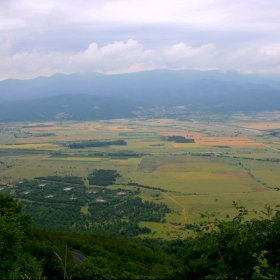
[{"left": 1, "top": 0, "right": 280, "bottom": 80}]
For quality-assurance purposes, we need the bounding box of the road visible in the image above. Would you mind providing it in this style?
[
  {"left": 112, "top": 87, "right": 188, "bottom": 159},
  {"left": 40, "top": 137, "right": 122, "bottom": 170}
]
[{"left": 71, "top": 251, "right": 87, "bottom": 264}]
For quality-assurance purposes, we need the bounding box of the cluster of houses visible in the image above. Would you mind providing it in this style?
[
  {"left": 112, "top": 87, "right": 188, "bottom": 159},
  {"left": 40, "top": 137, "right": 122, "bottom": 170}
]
[
  {"left": 95, "top": 191, "right": 127, "bottom": 203},
  {"left": 18, "top": 182, "right": 128, "bottom": 203}
]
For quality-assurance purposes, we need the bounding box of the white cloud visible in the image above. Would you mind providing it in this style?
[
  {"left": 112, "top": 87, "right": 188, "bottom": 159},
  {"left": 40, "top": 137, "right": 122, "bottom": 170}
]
[
  {"left": 68, "top": 40, "right": 157, "bottom": 73},
  {"left": 163, "top": 43, "right": 217, "bottom": 70},
  {"left": 1, "top": 0, "right": 280, "bottom": 79},
  {"left": 2, "top": 40, "right": 280, "bottom": 79},
  {"left": 223, "top": 44, "right": 280, "bottom": 73}
]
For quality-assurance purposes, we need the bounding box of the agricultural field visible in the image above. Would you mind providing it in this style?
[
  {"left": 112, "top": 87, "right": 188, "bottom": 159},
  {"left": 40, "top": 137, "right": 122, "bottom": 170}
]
[{"left": 1, "top": 113, "right": 280, "bottom": 239}]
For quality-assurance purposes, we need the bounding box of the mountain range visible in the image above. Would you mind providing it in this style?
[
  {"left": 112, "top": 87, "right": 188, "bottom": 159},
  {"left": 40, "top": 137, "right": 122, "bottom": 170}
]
[{"left": 0, "top": 70, "right": 280, "bottom": 121}]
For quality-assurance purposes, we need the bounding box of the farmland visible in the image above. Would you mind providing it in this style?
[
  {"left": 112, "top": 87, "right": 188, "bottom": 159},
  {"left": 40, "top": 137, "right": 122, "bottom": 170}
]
[{"left": 1, "top": 112, "right": 280, "bottom": 239}]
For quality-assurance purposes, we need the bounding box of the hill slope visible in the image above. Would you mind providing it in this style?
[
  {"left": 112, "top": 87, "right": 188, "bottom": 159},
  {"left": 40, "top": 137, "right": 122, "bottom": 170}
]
[
  {"left": 0, "top": 70, "right": 279, "bottom": 103},
  {"left": 0, "top": 94, "right": 140, "bottom": 122}
]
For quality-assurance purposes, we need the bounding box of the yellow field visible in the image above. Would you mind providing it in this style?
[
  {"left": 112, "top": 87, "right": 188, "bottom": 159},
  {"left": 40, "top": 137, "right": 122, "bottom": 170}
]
[
  {"left": 173, "top": 137, "right": 263, "bottom": 148},
  {"left": 137, "top": 171, "right": 254, "bottom": 194},
  {"left": 0, "top": 143, "right": 55, "bottom": 149},
  {"left": 240, "top": 122, "right": 280, "bottom": 130},
  {"left": 23, "top": 126, "right": 62, "bottom": 131},
  {"left": 48, "top": 157, "right": 102, "bottom": 161},
  {"left": 106, "top": 125, "right": 133, "bottom": 131},
  {"left": 159, "top": 131, "right": 207, "bottom": 137}
]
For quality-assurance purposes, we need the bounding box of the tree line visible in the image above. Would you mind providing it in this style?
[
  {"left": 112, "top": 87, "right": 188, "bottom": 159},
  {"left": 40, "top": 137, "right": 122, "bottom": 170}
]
[{"left": 68, "top": 140, "right": 127, "bottom": 149}]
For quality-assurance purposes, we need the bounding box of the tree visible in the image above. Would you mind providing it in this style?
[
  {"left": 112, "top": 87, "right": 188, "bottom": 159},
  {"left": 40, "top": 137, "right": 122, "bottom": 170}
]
[
  {"left": 183, "top": 201, "right": 280, "bottom": 279},
  {"left": 0, "top": 194, "right": 43, "bottom": 279}
]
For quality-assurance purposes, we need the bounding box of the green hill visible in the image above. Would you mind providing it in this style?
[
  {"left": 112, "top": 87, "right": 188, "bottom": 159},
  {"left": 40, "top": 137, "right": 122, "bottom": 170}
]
[{"left": 0, "top": 94, "right": 140, "bottom": 122}]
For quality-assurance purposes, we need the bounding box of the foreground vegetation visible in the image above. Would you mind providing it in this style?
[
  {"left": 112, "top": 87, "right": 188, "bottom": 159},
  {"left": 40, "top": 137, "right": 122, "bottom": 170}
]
[{"left": 2, "top": 193, "right": 280, "bottom": 279}]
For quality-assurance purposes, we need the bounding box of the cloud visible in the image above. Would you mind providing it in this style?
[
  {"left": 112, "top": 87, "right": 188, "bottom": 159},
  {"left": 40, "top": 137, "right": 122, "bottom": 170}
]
[
  {"left": 223, "top": 44, "right": 280, "bottom": 73},
  {"left": 68, "top": 39, "right": 157, "bottom": 73},
  {"left": 1, "top": 0, "right": 280, "bottom": 79},
  {"left": 0, "top": 40, "right": 158, "bottom": 79},
  {"left": 163, "top": 43, "right": 217, "bottom": 70},
  {"left": 2, "top": 39, "right": 280, "bottom": 80},
  {"left": 2, "top": 0, "right": 280, "bottom": 31}
]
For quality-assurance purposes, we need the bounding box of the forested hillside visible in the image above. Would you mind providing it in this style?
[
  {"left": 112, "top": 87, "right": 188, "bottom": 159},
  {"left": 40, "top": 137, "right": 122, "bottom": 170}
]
[
  {"left": 0, "top": 94, "right": 139, "bottom": 122},
  {"left": 2, "top": 193, "right": 280, "bottom": 279},
  {"left": 1, "top": 70, "right": 280, "bottom": 102}
]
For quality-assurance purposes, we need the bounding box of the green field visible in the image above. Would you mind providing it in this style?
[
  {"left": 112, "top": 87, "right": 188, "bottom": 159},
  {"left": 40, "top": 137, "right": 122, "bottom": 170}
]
[{"left": 1, "top": 115, "right": 280, "bottom": 239}]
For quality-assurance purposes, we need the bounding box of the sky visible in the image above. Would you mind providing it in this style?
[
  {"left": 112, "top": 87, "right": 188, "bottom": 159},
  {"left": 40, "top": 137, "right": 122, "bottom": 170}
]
[{"left": 1, "top": 0, "right": 280, "bottom": 80}]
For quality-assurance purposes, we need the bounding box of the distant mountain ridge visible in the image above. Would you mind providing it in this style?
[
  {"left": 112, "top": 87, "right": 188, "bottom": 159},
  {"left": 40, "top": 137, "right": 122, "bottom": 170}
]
[
  {"left": 1, "top": 69, "right": 279, "bottom": 103},
  {"left": 0, "top": 70, "right": 280, "bottom": 121}
]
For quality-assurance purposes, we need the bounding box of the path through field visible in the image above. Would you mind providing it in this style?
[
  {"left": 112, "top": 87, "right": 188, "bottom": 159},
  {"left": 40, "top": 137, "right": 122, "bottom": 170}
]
[
  {"left": 259, "top": 142, "right": 280, "bottom": 152},
  {"left": 164, "top": 193, "right": 188, "bottom": 221}
]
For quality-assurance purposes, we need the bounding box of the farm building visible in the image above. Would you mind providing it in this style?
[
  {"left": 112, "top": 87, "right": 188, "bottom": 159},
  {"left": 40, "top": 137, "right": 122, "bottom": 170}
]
[
  {"left": 96, "top": 198, "right": 106, "bottom": 202},
  {"left": 117, "top": 191, "right": 127, "bottom": 196},
  {"left": 88, "top": 190, "right": 98, "bottom": 194}
]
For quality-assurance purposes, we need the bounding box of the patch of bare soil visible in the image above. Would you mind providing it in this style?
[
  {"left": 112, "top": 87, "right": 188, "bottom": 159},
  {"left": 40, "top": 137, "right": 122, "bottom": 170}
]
[{"left": 169, "top": 225, "right": 186, "bottom": 230}]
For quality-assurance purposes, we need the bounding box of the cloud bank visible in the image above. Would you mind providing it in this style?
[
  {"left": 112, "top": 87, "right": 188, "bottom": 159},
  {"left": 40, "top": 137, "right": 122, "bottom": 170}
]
[
  {"left": 2, "top": 40, "right": 280, "bottom": 80},
  {"left": 1, "top": 0, "right": 280, "bottom": 79}
]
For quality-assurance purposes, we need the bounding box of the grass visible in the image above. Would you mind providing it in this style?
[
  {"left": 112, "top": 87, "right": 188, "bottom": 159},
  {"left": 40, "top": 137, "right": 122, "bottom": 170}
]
[
  {"left": 1, "top": 117, "right": 280, "bottom": 239},
  {"left": 81, "top": 203, "right": 90, "bottom": 215}
]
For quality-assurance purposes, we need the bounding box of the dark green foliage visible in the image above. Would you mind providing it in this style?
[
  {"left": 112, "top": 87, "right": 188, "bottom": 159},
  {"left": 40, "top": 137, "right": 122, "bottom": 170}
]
[
  {"left": 86, "top": 196, "right": 170, "bottom": 236},
  {"left": 22, "top": 202, "right": 85, "bottom": 231},
  {"left": 0, "top": 196, "right": 24, "bottom": 278},
  {"left": 15, "top": 180, "right": 87, "bottom": 206},
  {"left": 88, "top": 169, "right": 120, "bottom": 186},
  {"left": 34, "top": 175, "right": 84, "bottom": 185},
  {"left": 4, "top": 192, "right": 280, "bottom": 279},
  {"left": 20, "top": 189, "right": 170, "bottom": 237},
  {"left": 26, "top": 228, "right": 180, "bottom": 280},
  {"left": 182, "top": 202, "right": 280, "bottom": 279},
  {"left": 0, "top": 194, "right": 44, "bottom": 279},
  {"left": 166, "top": 135, "right": 195, "bottom": 143},
  {"left": 14, "top": 181, "right": 170, "bottom": 236},
  {"left": 128, "top": 182, "right": 167, "bottom": 192},
  {"left": 0, "top": 194, "right": 181, "bottom": 279},
  {"left": 69, "top": 139, "right": 127, "bottom": 149}
]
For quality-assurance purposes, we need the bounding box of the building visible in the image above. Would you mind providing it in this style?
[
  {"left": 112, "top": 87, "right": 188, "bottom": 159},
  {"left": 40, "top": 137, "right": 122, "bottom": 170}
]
[{"left": 117, "top": 191, "right": 127, "bottom": 196}]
